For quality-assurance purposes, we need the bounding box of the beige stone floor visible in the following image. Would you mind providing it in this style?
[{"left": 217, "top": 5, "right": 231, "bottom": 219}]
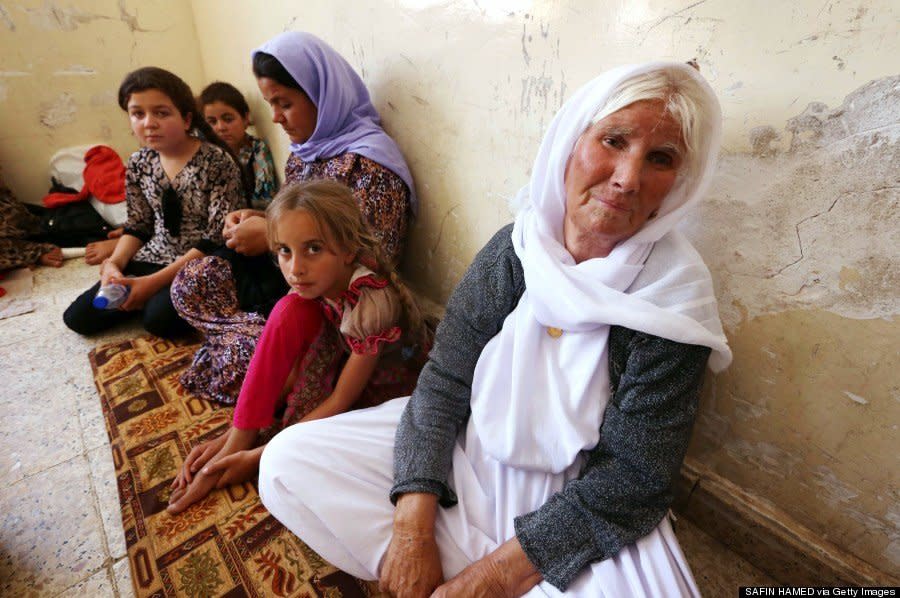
[{"left": 0, "top": 259, "right": 775, "bottom": 597}]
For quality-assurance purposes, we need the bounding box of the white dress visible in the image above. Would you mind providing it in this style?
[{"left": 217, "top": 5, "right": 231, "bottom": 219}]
[{"left": 259, "top": 396, "right": 700, "bottom": 597}]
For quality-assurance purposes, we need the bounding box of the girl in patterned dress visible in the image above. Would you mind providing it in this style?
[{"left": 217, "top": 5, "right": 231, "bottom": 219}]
[
  {"left": 63, "top": 67, "right": 244, "bottom": 338},
  {"left": 199, "top": 81, "right": 277, "bottom": 209},
  {"left": 167, "top": 179, "right": 429, "bottom": 514}
]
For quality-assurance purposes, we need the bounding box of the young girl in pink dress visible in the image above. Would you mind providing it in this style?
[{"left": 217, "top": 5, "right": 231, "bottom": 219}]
[{"left": 167, "top": 179, "right": 429, "bottom": 514}]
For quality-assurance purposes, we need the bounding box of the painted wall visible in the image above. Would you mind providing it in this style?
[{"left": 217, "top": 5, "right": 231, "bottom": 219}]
[
  {"left": 2, "top": 0, "right": 896, "bottom": 576},
  {"left": 0, "top": 0, "right": 205, "bottom": 203}
]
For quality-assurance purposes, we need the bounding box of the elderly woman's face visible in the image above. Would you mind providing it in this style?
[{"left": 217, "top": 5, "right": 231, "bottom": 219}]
[{"left": 563, "top": 99, "right": 684, "bottom": 262}]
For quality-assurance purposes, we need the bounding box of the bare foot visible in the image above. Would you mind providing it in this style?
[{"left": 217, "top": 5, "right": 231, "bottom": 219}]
[
  {"left": 167, "top": 468, "right": 223, "bottom": 515},
  {"left": 85, "top": 238, "right": 118, "bottom": 265},
  {"left": 39, "top": 247, "right": 63, "bottom": 268}
]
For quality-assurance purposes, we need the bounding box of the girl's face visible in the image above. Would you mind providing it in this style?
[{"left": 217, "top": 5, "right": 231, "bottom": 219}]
[
  {"left": 126, "top": 89, "right": 192, "bottom": 154},
  {"left": 256, "top": 77, "right": 318, "bottom": 144},
  {"left": 274, "top": 209, "right": 355, "bottom": 301},
  {"left": 203, "top": 101, "right": 249, "bottom": 152}
]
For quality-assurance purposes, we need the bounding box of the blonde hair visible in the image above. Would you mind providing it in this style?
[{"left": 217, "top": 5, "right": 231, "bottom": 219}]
[
  {"left": 267, "top": 180, "right": 426, "bottom": 345},
  {"left": 592, "top": 67, "right": 713, "bottom": 183}
]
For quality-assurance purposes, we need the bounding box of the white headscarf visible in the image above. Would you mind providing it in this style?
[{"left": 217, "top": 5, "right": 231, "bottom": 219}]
[{"left": 470, "top": 62, "right": 732, "bottom": 474}]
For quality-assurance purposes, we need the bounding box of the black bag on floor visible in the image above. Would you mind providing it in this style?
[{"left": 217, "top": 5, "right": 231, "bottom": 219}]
[{"left": 27, "top": 200, "right": 112, "bottom": 246}]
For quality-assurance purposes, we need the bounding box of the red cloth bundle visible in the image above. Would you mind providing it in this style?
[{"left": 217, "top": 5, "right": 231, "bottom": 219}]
[{"left": 42, "top": 145, "right": 126, "bottom": 208}]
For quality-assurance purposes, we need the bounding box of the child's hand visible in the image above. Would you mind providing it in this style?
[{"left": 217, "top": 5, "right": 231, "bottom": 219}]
[
  {"left": 100, "top": 259, "right": 124, "bottom": 287},
  {"left": 205, "top": 447, "right": 263, "bottom": 488},
  {"left": 174, "top": 432, "right": 229, "bottom": 487},
  {"left": 224, "top": 215, "right": 268, "bottom": 256},
  {"left": 115, "top": 274, "right": 160, "bottom": 311},
  {"left": 222, "top": 209, "right": 264, "bottom": 237},
  {"left": 223, "top": 209, "right": 244, "bottom": 237}
]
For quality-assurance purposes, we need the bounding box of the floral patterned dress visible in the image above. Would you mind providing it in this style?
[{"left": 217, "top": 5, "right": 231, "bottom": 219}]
[{"left": 285, "top": 152, "right": 409, "bottom": 265}]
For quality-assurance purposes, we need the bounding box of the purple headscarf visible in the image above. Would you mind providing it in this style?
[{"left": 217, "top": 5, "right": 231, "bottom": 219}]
[{"left": 253, "top": 31, "right": 418, "bottom": 215}]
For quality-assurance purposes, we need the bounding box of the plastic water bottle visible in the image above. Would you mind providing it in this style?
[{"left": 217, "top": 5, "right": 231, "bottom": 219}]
[{"left": 93, "top": 283, "right": 130, "bottom": 309}]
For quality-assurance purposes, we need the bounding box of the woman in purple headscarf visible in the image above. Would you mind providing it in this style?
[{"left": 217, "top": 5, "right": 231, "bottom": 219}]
[
  {"left": 227, "top": 31, "right": 417, "bottom": 265},
  {"left": 169, "top": 32, "right": 416, "bottom": 407}
]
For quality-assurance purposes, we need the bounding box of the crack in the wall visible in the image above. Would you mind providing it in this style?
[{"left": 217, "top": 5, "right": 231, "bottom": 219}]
[
  {"left": 767, "top": 195, "right": 842, "bottom": 278},
  {"left": 20, "top": 0, "right": 155, "bottom": 32},
  {"left": 520, "top": 22, "right": 530, "bottom": 65},
  {"left": 429, "top": 204, "right": 459, "bottom": 255},
  {"left": 23, "top": 1, "right": 113, "bottom": 31},
  {"left": 117, "top": 0, "right": 150, "bottom": 33},
  {"left": 686, "top": 74, "right": 900, "bottom": 327},
  {"left": 816, "top": 0, "right": 835, "bottom": 18},
  {"left": 638, "top": 0, "right": 708, "bottom": 41},
  {"left": 0, "top": 4, "right": 14, "bottom": 31}
]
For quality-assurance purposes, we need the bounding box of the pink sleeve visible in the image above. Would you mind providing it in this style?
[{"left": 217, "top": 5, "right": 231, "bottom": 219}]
[{"left": 232, "top": 294, "right": 324, "bottom": 429}]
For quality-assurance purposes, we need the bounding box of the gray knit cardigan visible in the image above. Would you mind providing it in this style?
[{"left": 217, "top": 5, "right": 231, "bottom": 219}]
[{"left": 390, "top": 224, "right": 711, "bottom": 591}]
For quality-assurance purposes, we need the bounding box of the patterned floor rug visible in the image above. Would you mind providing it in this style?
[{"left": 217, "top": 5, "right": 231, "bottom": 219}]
[{"left": 90, "top": 335, "right": 381, "bottom": 597}]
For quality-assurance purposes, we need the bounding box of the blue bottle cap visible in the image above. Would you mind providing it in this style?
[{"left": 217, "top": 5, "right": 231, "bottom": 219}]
[{"left": 93, "top": 295, "right": 109, "bottom": 309}]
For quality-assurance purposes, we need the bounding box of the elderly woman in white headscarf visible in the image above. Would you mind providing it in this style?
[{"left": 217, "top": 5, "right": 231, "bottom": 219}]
[{"left": 258, "top": 61, "right": 731, "bottom": 597}]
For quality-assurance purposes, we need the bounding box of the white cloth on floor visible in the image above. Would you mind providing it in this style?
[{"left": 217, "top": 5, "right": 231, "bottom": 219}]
[{"left": 259, "top": 397, "right": 700, "bottom": 597}]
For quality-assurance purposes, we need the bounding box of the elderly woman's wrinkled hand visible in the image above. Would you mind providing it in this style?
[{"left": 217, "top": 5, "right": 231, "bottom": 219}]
[
  {"left": 379, "top": 529, "right": 443, "bottom": 598},
  {"left": 379, "top": 493, "right": 444, "bottom": 598},
  {"left": 429, "top": 561, "right": 508, "bottom": 597},
  {"left": 430, "top": 538, "right": 542, "bottom": 598}
]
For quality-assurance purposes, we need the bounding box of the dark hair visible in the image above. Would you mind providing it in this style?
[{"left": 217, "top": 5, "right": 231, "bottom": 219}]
[
  {"left": 117, "top": 67, "right": 248, "bottom": 200},
  {"left": 198, "top": 81, "right": 250, "bottom": 117},
  {"left": 252, "top": 52, "right": 303, "bottom": 91}
]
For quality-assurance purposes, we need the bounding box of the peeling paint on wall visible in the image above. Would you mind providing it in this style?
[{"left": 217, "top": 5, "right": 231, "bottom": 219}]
[
  {"left": 20, "top": 0, "right": 151, "bottom": 32},
  {"left": 885, "top": 505, "right": 900, "bottom": 566},
  {"left": 90, "top": 90, "right": 116, "bottom": 107},
  {"left": 685, "top": 75, "right": 900, "bottom": 330},
  {"left": 842, "top": 391, "right": 868, "bottom": 405},
  {"left": 39, "top": 93, "right": 77, "bottom": 128},
  {"left": 0, "top": 4, "right": 15, "bottom": 31},
  {"left": 0, "top": 0, "right": 202, "bottom": 205},
  {"left": 53, "top": 65, "right": 96, "bottom": 76},
  {"left": 690, "top": 308, "right": 899, "bottom": 574},
  {"left": 117, "top": 0, "right": 150, "bottom": 33},
  {"left": 748, "top": 125, "right": 780, "bottom": 157},
  {"left": 22, "top": 1, "right": 113, "bottom": 31},
  {"left": 724, "top": 438, "right": 802, "bottom": 479},
  {"left": 813, "top": 466, "right": 860, "bottom": 506}
]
